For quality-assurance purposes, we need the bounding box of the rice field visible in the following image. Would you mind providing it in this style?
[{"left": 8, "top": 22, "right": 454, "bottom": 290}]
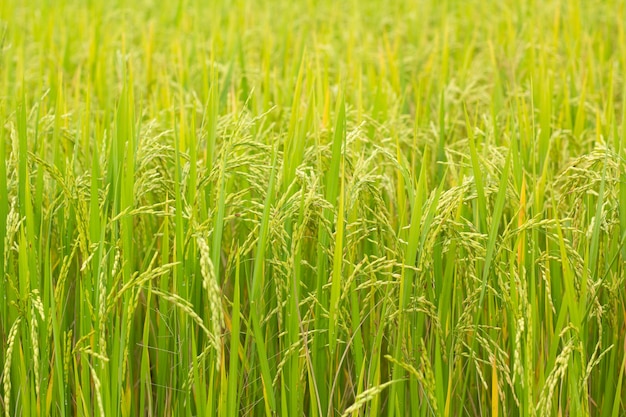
[{"left": 1, "top": 0, "right": 626, "bottom": 415}]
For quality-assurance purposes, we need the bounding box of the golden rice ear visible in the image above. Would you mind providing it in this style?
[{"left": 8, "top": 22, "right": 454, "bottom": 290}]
[
  {"left": 3, "top": 317, "right": 21, "bottom": 417},
  {"left": 197, "top": 234, "right": 225, "bottom": 370}
]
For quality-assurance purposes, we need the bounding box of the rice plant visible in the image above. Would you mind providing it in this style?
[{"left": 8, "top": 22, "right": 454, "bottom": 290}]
[{"left": 1, "top": 0, "right": 626, "bottom": 416}]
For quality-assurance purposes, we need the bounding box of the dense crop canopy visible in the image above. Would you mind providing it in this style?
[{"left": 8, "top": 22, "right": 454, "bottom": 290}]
[{"left": 1, "top": 0, "right": 626, "bottom": 416}]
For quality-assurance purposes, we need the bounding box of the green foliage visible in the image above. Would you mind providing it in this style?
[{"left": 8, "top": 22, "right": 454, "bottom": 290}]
[{"left": 1, "top": 0, "right": 625, "bottom": 415}]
